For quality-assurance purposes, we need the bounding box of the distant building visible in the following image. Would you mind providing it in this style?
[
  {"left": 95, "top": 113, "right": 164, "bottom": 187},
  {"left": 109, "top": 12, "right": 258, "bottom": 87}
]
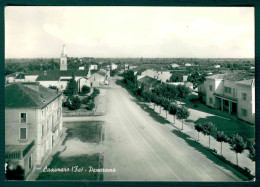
[
  {"left": 250, "top": 67, "right": 255, "bottom": 70},
  {"left": 125, "top": 64, "right": 129, "bottom": 71},
  {"left": 171, "top": 64, "right": 180, "bottom": 68},
  {"left": 79, "top": 66, "right": 85, "bottom": 70},
  {"left": 137, "top": 76, "right": 161, "bottom": 91},
  {"left": 140, "top": 69, "right": 171, "bottom": 83},
  {"left": 89, "top": 70, "right": 109, "bottom": 87},
  {"left": 214, "top": 65, "right": 221, "bottom": 68},
  {"left": 111, "top": 63, "right": 118, "bottom": 70},
  {"left": 60, "top": 45, "right": 67, "bottom": 71},
  {"left": 205, "top": 73, "right": 255, "bottom": 124},
  {"left": 185, "top": 63, "right": 192, "bottom": 67},
  {"left": 89, "top": 65, "right": 98, "bottom": 70},
  {"left": 5, "top": 82, "right": 63, "bottom": 179}
]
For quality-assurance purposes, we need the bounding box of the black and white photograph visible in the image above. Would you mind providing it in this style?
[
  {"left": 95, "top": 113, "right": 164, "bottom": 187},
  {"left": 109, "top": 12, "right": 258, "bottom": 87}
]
[{"left": 4, "top": 6, "right": 255, "bottom": 181}]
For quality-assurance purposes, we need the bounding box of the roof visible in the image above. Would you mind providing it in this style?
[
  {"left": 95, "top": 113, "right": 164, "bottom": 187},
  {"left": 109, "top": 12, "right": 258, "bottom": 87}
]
[
  {"left": 15, "top": 73, "right": 25, "bottom": 79},
  {"left": 138, "top": 76, "right": 161, "bottom": 87},
  {"left": 236, "top": 79, "right": 255, "bottom": 86},
  {"left": 206, "top": 74, "right": 225, "bottom": 79},
  {"left": 36, "top": 70, "right": 89, "bottom": 81},
  {"left": 94, "top": 71, "right": 106, "bottom": 76},
  {"left": 206, "top": 72, "right": 255, "bottom": 84},
  {"left": 5, "top": 83, "right": 62, "bottom": 109}
]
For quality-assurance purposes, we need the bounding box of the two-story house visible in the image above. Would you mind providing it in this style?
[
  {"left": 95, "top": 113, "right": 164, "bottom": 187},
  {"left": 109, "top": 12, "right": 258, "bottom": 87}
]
[
  {"left": 5, "top": 82, "right": 63, "bottom": 179},
  {"left": 205, "top": 73, "right": 255, "bottom": 124}
]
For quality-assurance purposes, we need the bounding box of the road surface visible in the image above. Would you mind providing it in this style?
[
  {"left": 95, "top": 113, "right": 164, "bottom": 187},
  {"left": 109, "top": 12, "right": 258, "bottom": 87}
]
[{"left": 65, "top": 78, "right": 246, "bottom": 181}]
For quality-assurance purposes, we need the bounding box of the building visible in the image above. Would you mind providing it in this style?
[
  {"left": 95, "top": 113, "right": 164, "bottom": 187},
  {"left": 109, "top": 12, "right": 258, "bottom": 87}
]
[
  {"left": 5, "top": 82, "right": 63, "bottom": 179},
  {"left": 60, "top": 45, "right": 67, "bottom": 71},
  {"left": 137, "top": 76, "right": 161, "bottom": 91},
  {"left": 89, "top": 70, "right": 109, "bottom": 87},
  {"left": 35, "top": 70, "right": 90, "bottom": 92},
  {"left": 205, "top": 73, "right": 255, "bottom": 124},
  {"left": 198, "top": 83, "right": 206, "bottom": 103},
  {"left": 214, "top": 65, "right": 221, "bottom": 68},
  {"left": 125, "top": 64, "right": 129, "bottom": 71},
  {"left": 185, "top": 63, "right": 192, "bottom": 67},
  {"left": 111, "top": 63, "right": 118, "bottom": 70},
  {"left": 140, "top": 69, "right": 171, "bottom": 83},
  {"left": 79, "top": 66, "right": 85, "bottom": 70},
  {"left": 171, "top": 63, "right": 180, "bottom": 68},
  {"left": 89, "top": 65, "right": 98, "bottom": 70}
]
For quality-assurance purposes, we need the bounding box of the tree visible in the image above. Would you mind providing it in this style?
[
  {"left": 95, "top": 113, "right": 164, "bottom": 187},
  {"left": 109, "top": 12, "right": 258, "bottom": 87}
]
[
  {"left": 66, "top": 96, "right": 81, "bottom": 110},
  {"left": 201, "top": 122, "right": 217, "bottom": 148},
  {"left": 162, "top": 98, "right": 170, "bottom": 118},
  {"left": 194, "top": 123, "right": 203, "bottom": 141},
  {"left": 82, "top": 85, "right": 90, "bottom": 94},
  {"left": 216, "top": 131, "right": 228, "bottom": 155},
  {"left": 248, "top": 142, "right": 255, "bottom": 162},
  {"left": 229, "top": 134, "right": 247, "bottom": 166},
  {"left": 64, "top": 74, "right": 77, "bottom": 96},
  {"left": 169, "top": 104, "right": 178, "bottom": 123},
  {"left": 176, "top": 106, "right": 190, "bottom": 130},
  {"left": 176, "top": 85, "right": 191, "bottom": 99}
]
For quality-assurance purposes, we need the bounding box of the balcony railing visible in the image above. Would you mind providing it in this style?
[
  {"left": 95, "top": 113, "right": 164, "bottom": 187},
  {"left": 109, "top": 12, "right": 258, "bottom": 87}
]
[
  {"left": 5, "top": 151, "right": 22, "bottom": 159},
  {"left": 5, "top": 140, "right": 35, "bottom": 160},
  {"left": 52, "top": 122, "right": 60, "bottom": 133},
  {"left": 23, "top": 140, "right": 35, "bottom": 157}
]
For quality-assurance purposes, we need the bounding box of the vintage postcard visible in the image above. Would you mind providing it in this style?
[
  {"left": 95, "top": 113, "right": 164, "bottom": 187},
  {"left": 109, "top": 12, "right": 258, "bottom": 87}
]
[{"left": 4, "top": 6, "right": 255, "bottom": 181}]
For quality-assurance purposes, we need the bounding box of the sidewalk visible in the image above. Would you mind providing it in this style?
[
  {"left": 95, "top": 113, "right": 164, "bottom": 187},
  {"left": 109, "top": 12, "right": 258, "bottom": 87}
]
[
  {"left": 146, "top": 103, "right": 255, "bottom": 176},
  {"left": 94, "top": 89, "right": 107, "bottom": 115}
]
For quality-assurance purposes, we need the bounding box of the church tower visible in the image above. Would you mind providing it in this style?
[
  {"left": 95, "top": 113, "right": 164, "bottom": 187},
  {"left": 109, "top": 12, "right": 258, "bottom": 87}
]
[{"left": 60, "top": 45, "right": 67, "bottom": 71}]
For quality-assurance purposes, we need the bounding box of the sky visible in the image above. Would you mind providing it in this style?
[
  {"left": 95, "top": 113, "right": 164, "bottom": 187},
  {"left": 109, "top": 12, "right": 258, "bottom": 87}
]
[{"left": 5, "top": 6, "right": 254, "bottom": 58}]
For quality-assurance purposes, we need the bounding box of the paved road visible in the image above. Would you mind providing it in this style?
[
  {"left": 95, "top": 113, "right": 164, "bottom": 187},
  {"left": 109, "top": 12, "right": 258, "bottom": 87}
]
[{"left": 64, "top": 79, "right": 245, "bottom": 181}]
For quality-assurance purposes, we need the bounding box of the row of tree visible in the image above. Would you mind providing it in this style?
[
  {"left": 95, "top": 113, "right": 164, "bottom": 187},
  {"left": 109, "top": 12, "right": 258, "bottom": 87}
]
[{"left": 194, "top": 122, "right": 255, "bottom": 166}]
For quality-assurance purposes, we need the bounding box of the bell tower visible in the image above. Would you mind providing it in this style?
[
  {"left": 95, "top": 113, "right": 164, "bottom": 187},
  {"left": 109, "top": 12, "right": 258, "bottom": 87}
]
[{"left": 60, "top": 45, "right": 67, "bottom": 71}]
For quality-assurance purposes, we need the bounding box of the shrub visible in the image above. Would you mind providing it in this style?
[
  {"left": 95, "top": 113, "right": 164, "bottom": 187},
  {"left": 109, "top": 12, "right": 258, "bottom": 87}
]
[
  {"left": 66, "top": 96, "right": 81, "bottom": 110},
  {"left": 82, "top": 96, "right": 91, "bottom": 105},
  {"left": 81, "top": 85, "right": 90, "bottom": 94},
  {"left": 189, "top": 95, "right": 199, "bottom": 103},
  {"left": 86, "top": 102, "right": 95, "bottom": 110}
]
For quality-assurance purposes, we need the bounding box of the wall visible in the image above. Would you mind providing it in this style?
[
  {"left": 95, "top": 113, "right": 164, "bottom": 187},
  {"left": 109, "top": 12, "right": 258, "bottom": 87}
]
[
  {"left": 39, "top": 81, "right": 59, "bottom": 88},
  {"left": 25, "top": 75, "right": 38, "bottom": 82},
  {"left": 5, "top": 108, "right": 38, "bottom": 146},
  {"left": 237, "top": 84, "right": 255, "bottom": 124}
]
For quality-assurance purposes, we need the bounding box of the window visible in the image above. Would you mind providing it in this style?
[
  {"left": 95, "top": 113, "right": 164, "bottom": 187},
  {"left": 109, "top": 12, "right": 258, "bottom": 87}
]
[
  {"left": 42, "top": 125, "right": 44, "bottom": 137},
  {"left": 242, "top": 93, "right": 247, "bottom": 101},
  {"left": 241, "top": 109, "right": 247, "bottom": 117},
  {"left": 209, "top": 85, "right": 213, "bottom": 91},
  {"left": 20, "top": 128, "right": 27, "bottom": 140},
  {"left": 29, "top": 155, "right": 32, "bottom": 169},
  {"left": 209, "top": 97, "right": 213, "bottom": 104},
  {"left": 52, "top": 115, "right": 55, "bottom": 128},
  {"left": 20, "top": 113, "right": 26, "bottom": 123},
  {"left": 47, "top": 120, "right": 49, "bottom": 131},
  {"left": 224, "top": 87, "right": 231, "bottom": 94}
]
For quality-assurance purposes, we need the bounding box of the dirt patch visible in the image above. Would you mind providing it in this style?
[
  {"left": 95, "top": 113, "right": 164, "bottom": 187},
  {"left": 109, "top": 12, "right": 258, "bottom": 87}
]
[{"left": 63, "top": 121, "right": 103, "bottom": 144}]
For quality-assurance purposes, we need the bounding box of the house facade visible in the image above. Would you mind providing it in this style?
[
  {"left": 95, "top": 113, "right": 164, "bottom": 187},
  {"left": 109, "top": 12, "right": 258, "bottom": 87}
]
[
  {"left": 140, "top": 69, "right": 171, "bottom": 83},
  {"left": 205, "top": 73, "right": 255, "bottom": 124},
  {"left": 5, "top": 83, "right": 63, "bottom": 179}
]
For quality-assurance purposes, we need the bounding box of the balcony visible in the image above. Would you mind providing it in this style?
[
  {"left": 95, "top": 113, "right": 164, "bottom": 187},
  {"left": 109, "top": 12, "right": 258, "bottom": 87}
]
[
  {"left": 52, "top": 122, "right": 60, "bottom": 133},
  {"left": 5, "top": 140, "right": 35, "bottom": 160},
  {"left": 214, "top": 93, "right": 238, "bottom": 102}
]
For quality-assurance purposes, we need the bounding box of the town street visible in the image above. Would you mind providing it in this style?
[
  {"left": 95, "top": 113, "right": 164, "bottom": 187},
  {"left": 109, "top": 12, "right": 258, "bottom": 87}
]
[{"left": 64, "top": 79, "right": 246, "bottom": 181}]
